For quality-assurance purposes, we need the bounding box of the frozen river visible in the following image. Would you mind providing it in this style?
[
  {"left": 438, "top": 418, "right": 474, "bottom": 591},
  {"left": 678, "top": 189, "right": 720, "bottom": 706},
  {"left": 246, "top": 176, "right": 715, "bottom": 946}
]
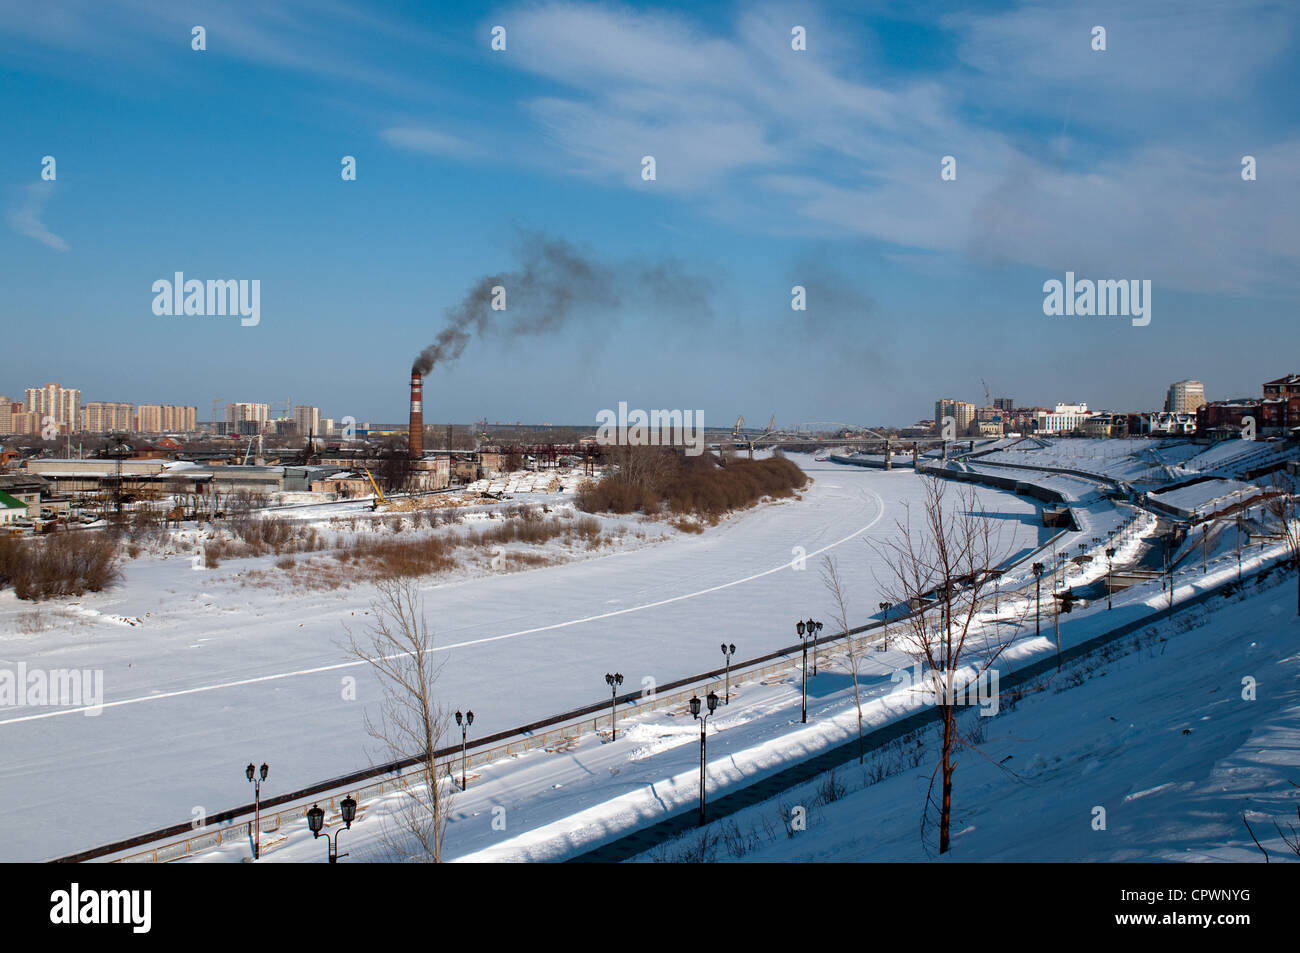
[{"left": 0, "top": 458, "right": 1045, "bottom": 861}]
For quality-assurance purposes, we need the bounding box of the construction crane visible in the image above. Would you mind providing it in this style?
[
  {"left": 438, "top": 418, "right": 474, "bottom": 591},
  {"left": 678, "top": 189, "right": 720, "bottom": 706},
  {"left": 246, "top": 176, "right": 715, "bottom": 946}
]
[
  {"left": 982, "top": 379, "right": 992, "bottom": 408},
  {"left": 363, "top": 468, "right": 387, "bottom": 511},
  {"left": 732, "top": 415, "right": 745, "bottom": 437}
]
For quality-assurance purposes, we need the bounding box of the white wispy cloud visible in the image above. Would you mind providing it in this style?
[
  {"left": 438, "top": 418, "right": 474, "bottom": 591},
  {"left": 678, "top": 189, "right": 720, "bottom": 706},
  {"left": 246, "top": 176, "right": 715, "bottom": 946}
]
[
  {"left": 488, "top": 0, "right": 1299, "bottom": 296},
  {"left": 9, "top": 182, "right": 68, "bottom": 251},
  {"left": 380, "top": 126, "right": 485, "bottom": 160}
]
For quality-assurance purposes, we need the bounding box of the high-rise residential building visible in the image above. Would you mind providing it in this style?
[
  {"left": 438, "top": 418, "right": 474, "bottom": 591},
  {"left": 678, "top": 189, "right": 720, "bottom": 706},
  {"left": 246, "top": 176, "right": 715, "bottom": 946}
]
[
  {"left": 293, "top": 405, "right": 321, "bottom": 437},
  {"left": 934, "top": 398, "right": 976, "bottom": 435},
  {"left": 135, "top": 405, "right": 197, "bottom": 433},
  {"left": 0, "top": 397, "right": 10, "bottom": 435},
  {"left": 25, "top": 382, "right": 80, "bottom": 433},
  {"left": 165, "top": 405, "right": 197, "bottom": 432},
  {"left": 224, "top": 402, "right": 270, "bottom": 433},
  {"left": 135, "top": 405, "right": 163, "bottom": 433},
  {"left": 82, "top": 401, "right": 135, "bottom": 433},
  {"left": 8, "top": 408, "right": 38, "bottom": 435},
  {"left": 1165, "top": 380, "right": 1205, "bottom": 414},
  {"left": 993, "top": 397, "right": 1014, "bottom": 412}
]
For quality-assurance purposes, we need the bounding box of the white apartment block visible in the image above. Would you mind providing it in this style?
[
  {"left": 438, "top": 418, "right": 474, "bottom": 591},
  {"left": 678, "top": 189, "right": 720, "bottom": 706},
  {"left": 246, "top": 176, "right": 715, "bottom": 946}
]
[{"left": 1036, "top": 402, "right": 1094, "bottom": 434}]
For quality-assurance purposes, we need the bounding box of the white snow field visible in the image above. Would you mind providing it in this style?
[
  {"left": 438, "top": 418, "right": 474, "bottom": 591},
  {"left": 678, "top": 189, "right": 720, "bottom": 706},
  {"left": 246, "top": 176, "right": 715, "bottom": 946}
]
[
  {"left": 640, "top": 563, "right": 1300, "bottom": 863},
  {"left": 190, "top": 499, "right": 1295, "bottom": 865},
  {"left": 0, "top": 457, "right": 1046, "bottom": 861}
]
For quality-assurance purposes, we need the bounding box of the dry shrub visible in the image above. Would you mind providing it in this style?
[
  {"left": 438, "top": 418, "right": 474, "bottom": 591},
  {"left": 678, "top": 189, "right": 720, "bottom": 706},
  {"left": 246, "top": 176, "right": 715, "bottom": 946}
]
[
  {"left": 500, "top": 552, "right": 558, "bottom": 571},
  {"left": 578, "top": 453, "right": 807, "bottom": 519},
  {"left": 348, "top": 534, "right": 459, "bottom": 580},
  {"left": 0, "top": 531, "right": 122, "bottom": 601}
]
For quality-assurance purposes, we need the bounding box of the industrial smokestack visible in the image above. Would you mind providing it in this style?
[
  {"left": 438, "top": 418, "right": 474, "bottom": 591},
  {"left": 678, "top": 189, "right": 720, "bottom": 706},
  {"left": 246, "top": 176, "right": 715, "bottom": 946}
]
[{"left": 409, "top": 370, "right": 424, "bottom": 458}]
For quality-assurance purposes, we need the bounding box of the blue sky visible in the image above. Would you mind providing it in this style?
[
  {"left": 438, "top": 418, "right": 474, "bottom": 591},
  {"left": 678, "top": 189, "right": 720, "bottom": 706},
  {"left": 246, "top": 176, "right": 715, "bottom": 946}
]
[{"left": 2, "top": 0, "right": 1297, "bottom": 427}]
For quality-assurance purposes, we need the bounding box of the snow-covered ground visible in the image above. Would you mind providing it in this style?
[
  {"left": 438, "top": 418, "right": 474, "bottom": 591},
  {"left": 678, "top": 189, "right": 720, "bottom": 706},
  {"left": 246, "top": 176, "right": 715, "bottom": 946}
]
[
  {"left": 178, "top": 509, "right": 1296, "bottom": 865},
  {"left": 0, "top": 456, "right": 1045, "bottom": 861},
  {"left": 641, "top": 563, "right": 1300, "bottom": 862},
  {"left": 978, "top": 437, "right": 1298, "bottom": 488},
  {"left": 1149, "top": 479, "right": 1261, "bottom": 519}
]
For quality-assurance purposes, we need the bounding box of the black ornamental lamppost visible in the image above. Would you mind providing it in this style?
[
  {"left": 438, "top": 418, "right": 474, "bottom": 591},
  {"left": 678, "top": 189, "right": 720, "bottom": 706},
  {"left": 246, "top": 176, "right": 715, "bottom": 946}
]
[
  {"left": 307, "top": 795, "right": 357, "bottom": 863},
  {"left": 689, "top": 691, "right": 719, "bottom": 826},
  {"left": 1031, "top": 562, "right": 1045, "bottom": 635},
  {"left": 720, "top": 643, "right": 736, "bottom": 705},
  {"left": 1105, "top": 547, "right": 1116, "bottom": 610},
  {"left": 805, "top": 618, "right": 823, "bottom": 675},
  {"left": 878, "top": 601, "right": 890, "bottom": 649},
  {"left": 1236, "top": 511, "right": 1243, "bottom": 582},
  {"left": 796, "top": 620, "right": 818, "bottom": 723},
  {"left": 604, "top": 672, "right": 623, "bottom": 740},
  {"left": 245, "top": 761, "right": 269, "bottom": 860},
  {"left": 989, "top": 568, "right": 1004, "bottom": 616},
  {"left": 455, "top": 709, "right": 474, "bottom": 790}
]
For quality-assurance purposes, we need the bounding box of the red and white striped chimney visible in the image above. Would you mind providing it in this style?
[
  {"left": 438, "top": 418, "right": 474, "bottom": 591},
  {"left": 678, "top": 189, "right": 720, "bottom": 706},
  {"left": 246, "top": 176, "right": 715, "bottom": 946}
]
[{"left": 409, "top": 370, "right": 424, "bottom": 458}]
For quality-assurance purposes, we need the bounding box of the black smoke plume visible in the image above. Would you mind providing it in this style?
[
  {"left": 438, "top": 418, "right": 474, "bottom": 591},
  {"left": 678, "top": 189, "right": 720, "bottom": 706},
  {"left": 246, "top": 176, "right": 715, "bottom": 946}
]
[{"left": 413, "top": 230, "right": 710, "bottom": 376}]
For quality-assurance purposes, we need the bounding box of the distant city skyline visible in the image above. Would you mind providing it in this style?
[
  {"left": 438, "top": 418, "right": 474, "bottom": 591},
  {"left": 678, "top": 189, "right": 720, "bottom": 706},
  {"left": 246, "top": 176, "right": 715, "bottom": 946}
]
[
  {"left": 0, "top": 368, "right": 1290, "bottom": 431},
  {"left": 3, "top": 1, "right": 1297, "bottom": 425}
]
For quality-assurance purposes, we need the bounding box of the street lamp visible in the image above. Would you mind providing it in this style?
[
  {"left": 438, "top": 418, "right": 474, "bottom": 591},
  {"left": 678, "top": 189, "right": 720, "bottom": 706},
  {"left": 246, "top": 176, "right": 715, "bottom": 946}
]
[
  {"left": 796, "top": 620, "right": 817, "bottom": 723},
  {"left": 454, "top": 709, "right": 474, "bottom": 790},
  {"left": 306, "top": 795, "right": 357, "bottom": 863},
  {"left": 689, "top": 691, "right": 720, "bottom": 826},
  {"left": 806, "top": 618, "right": 823, "bottom": 675},
  {"left": 245, "top": 761, "right": 269, "bottom": 860},
  {"left": 1105, "top": 547, "right": 1116, "bottom": 610},
  {"left": 1031, "top": 562, "right": 1045, "bottom": 635},
  {"left": 604, "top": 672, "right": 623, "bottom": 740},
  {"left": 878, "top": 601, "right": 891, "bottom": 649},
  {"left": 1236, "top": 511, "right": 1243, "bottom": 583},
  {"left": 720, "top": 643, "right": 736, "bottom": 705}
]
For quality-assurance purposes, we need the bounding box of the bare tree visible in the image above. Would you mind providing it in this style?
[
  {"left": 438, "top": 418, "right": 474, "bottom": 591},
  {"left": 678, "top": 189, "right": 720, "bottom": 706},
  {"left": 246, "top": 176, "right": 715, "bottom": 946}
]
[
  {"left": 821, "top": 554, "right": 866, "bottom": 764},
  {"left": 345, "top": 579, "right": 454, "bottom": 862},
  {"left": 872, "top": 476, "right": 1019, "bottom": 855},
  {"left": 1266, "top": 472, "right": 1300, "bottom": 615}
]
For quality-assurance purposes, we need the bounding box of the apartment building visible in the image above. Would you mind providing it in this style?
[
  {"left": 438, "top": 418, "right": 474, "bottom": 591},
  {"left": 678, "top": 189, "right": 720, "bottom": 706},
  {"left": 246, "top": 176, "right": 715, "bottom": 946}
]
[
  {"left": 82, "top": 401, "right": 134, "bottom": 433},
  {"left": 25, "top": 383, "right": 80, "bottom": 434},
  {"left": 1164, "top": 380, "right": 1205, "bottom": 414},
  {"left": 934, "top": 398, "right": 976, "bottom": 436},
  {"left": 136, "top": 405, "right": 197, "bottom": 433},
  {"left": 293, "top": 405, "right": 321, "bottom": 437}
]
